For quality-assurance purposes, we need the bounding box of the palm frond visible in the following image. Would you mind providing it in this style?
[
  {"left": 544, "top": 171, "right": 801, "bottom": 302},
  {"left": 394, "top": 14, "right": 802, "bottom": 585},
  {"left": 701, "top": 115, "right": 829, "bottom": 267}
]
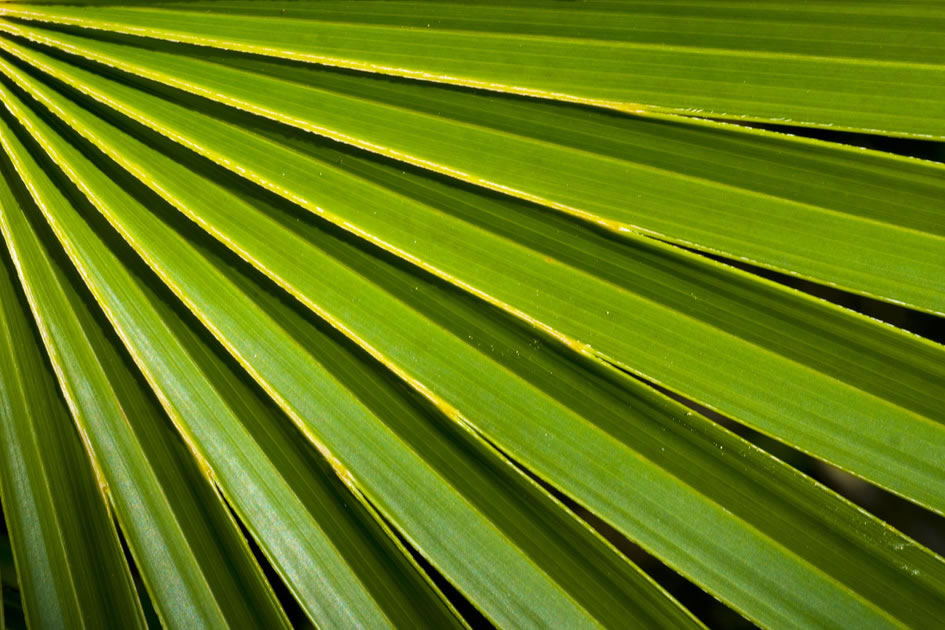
[{"left": 0, "top": 2, "right": 943, "bottom": 628}]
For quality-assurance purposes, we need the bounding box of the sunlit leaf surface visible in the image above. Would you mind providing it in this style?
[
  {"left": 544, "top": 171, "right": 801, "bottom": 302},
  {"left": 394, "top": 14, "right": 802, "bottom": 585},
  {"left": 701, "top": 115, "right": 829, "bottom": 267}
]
[{"left": 0, "top": 2, "right": 942, "bottom": 628}]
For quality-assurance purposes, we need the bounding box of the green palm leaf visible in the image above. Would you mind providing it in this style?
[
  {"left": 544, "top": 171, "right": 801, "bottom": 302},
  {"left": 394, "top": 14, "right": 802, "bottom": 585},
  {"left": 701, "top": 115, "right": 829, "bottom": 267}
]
[
  {"left": 3, "top": 1, "right": 944, "bottom": 137},
  {"left": 0, "top": 2, "right": 942, "bottom": 628}
]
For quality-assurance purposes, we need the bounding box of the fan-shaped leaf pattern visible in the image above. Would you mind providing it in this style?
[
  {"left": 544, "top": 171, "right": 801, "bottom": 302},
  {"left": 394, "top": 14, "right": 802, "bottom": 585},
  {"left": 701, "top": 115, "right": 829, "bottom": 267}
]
[{"left": 0, "top": 2, "right": 942, "bottom": 628}]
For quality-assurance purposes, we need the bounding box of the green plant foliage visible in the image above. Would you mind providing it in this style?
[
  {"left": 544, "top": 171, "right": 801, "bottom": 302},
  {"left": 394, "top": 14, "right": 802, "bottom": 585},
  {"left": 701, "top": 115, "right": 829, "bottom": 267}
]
[{"left": 0, "top": 2, "right": 942, "bottom": 628}]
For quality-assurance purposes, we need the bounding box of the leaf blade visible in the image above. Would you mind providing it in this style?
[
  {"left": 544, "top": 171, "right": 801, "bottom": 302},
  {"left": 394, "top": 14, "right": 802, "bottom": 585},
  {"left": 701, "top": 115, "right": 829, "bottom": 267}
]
[
  {"left": 2, "top": 31, "right": 943, "bottom": 517},
  {"left": 0, "top": 87, "right": 291, "bottom": 630},
  {"left": 2, "top": 1, "right": 944, "bottom": 137},
  {"left": 0, "top": 176, "right": 146, "bottom": 630},
  {"left": 3, "top": 39, "right": 945, "bottom": 629},
  {"left": 0, "top": 19, "right": 941, "bottom": 317},
  {"left": 0, "top": 60, "right": 702, "bottom": 629}
]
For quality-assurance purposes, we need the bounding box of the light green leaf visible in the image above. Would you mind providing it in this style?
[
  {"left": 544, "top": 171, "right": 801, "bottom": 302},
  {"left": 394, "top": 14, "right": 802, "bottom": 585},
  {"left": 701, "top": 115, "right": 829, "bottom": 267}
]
[
  {"left": 0, "top": 20, "right": 940, "bottom": 317},
  {"left": 2, "top": 29, "right": 943, "bottom": 518},
  {"left": 3, "top": 35, "right": 945, "bottom": 628},
  {"left": 0, "top": 61, "right": 700, "bottom": 629},
  {"left": 0, "top": 174, "right": 145, "bottom": 629},
  {"left": 0, "top": 92, "right": 291, "bottom": 630},
  {"left": 2, "top": 58, "right": 466, "bottom": 628},
  {"left": 1, "top": 1, "right": 943, "bottom": 137},
  {"left": 0, "top": 3, "right": 943, "bottom": 627}
]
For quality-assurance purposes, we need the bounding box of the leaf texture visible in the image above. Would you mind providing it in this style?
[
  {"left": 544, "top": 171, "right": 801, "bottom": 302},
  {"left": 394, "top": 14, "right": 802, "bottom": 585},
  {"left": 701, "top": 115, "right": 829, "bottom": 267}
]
[
  {"left": 1, "top": 1, "right": 944, "bottom": 138},
  {"left": 0, "top": 19, "right": 940, "bottom": 319},
  {"left": 0, "top": 24, "right": 942, "bottom": 515},
  {"left": 0, "top": 67, "right": 705, "bottom": 630},
  {"left": 0, "top": 173, "right": 145, "bottom": 629},
  {"left": 0, "top": 2, "right": 942, "bottom": 628},
  {"left": 0, "top": 96, "right": 291, "bottom": 630}
]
